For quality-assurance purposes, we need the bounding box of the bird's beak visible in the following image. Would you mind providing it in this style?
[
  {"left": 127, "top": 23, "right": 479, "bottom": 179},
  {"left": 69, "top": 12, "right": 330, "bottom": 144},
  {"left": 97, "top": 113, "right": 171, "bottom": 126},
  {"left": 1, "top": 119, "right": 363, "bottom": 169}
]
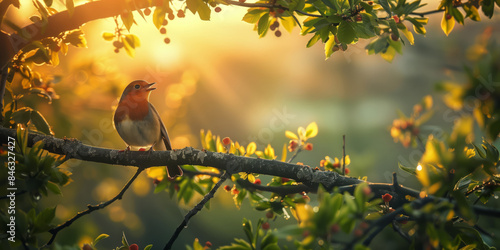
[{"left": 146, "top": 82, "right": 156, "bottom": 91}]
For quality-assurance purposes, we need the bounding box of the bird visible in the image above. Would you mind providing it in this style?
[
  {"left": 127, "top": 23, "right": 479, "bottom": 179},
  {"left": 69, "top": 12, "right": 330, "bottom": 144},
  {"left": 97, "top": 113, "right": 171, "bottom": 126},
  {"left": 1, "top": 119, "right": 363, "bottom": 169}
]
[{"left": 113, "top": 80, "right": 183, "bottom": 178}]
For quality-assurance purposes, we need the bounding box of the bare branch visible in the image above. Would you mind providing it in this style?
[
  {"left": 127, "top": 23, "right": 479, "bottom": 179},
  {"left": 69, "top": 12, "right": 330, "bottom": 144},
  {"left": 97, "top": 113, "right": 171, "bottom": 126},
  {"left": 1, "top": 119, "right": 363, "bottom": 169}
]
[
  {"left": 164, "top": 171, "right": 231, "bottom": 250},
  {"left": 43, "top": 167, "right": 145, "bottom": 247}
]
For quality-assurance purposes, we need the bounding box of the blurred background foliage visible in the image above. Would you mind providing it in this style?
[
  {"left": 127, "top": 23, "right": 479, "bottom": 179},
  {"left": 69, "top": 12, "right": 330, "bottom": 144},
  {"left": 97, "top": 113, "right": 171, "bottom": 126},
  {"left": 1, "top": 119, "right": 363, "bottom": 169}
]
[{"left": 2, "top": 0, "right": 500, "bottom": 248}]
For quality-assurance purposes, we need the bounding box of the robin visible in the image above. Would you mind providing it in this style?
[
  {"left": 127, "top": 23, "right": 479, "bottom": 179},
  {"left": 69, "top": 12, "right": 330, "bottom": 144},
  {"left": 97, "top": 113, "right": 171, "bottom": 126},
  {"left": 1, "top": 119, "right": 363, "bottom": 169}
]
[{"left": 113, "top": 80, "right": 183, "bottom": 178}]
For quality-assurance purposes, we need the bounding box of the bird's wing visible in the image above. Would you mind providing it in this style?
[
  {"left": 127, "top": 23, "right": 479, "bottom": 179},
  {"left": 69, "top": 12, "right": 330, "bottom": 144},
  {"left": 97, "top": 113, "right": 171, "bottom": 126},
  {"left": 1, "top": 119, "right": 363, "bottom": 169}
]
[{"left": 149, "top": 103, "right": 173, "bottom": 151}]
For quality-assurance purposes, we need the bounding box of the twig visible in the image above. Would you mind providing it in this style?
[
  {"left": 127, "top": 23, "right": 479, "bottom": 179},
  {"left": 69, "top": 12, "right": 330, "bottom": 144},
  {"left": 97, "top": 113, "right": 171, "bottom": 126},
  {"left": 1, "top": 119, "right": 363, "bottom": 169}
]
[
  {"left": 42, "top": 167, "right": 145, "bottom": 247},
  {"left": 164, "top": 171, "right": 231, "bottom": 250},
  {"left": 391, "top": 220, "right": 411, "bottom": 243},
  {"left": 342, "top": 135, "right": 346, "bottom": 175},
  {"left": 0, "top": 65, "right": 8, "bottom": 122},
  {"left": 0, "top": 190, "right": 27, "bottom": 200},
  {"left": 287, "top": 147, "right": 302, "bottom": 163}
]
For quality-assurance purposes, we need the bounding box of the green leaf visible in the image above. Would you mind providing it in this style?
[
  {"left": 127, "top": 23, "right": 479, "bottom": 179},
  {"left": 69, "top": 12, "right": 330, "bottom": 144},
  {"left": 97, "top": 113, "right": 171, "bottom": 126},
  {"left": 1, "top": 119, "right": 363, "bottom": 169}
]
[
  {"left": 66, "top": 0, "right": 74, "bottom": 16},
  {"left": 397, "top": 23, "right": 414, "bottom": 45},
  {"left": 94, "top": 234, "right": 110, "bottom": 246},
  {"left": 122, "top": 232, "right": 129, "bottom": 247},
  {"left": 337, "top": 21, "right": 356, "bottom": 44},
  {"left": 144, "top": 244, "right": 153, "bottom": 250},
  {"left": 102, "top": 32, "right": 115, "bottom": 41},
  {"left": 481, "top": 0, "right": 495, "bottom": 18},
  {"left": 261, "top": 232, "right": 278, "bottom": 249},
  {"left": 31, "top": 110, "right": 53, "bottom": 135},
  {"left": 257, "top": 13, "right": 270, "bottom": 37},
  {"left": 324, "top": 34, "right": 337, "bottom": 59},
  {"left": 450, "top": 6, "right": 464, "bottom": 25},
  {"left": 307, "top": 33, "right": 321, "bottom": 48},
  {"left": 242, "top": 218, "right": 254, "bottom": 246},
  {"left": 378, "top": 0, "right": 392, "bottom": 16},
  {"left": 64, "top": 29, "right": 87, "bottom": 47},
  {"left": 44, "top": 0, "right": 53, "bottom": 7},
  {"left": 46, "top": 181, "right": 62, "bottom": 195},
  {"left": 153, "top": 7, "right": 167, "bottom": 29},
  {"left": 281, "top": 16, "right": 296, "bottom": 33},
  {"left": 121, "top": 12, "right": 135, "bottom": 31},
  {"left": 34, "top": 207, "right": 56, "bottom": 232},
  {"left": 441, "top": 11, "right": 455, "bottom": 36},
  {"left": 197, "top": 1, "right": 211, "bottom": 21},
  {"left": 186, "top": 0, "right": 199, "bottom": 14},
  {"left": 242, "top": 8, "right": 266, "bottom": 24},
  {"left": 398, "top": 162, "right": 417, "bottom": 175},
  {"left": 463, "top": 4, "right": 481, "bottom": 21}
]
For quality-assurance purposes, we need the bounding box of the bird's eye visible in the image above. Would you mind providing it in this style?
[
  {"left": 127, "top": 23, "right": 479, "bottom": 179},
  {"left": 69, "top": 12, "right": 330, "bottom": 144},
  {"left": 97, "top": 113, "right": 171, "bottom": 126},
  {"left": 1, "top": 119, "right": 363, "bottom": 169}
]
[{"left": 134, "top": 84, "right": 140, "bottom": 89}]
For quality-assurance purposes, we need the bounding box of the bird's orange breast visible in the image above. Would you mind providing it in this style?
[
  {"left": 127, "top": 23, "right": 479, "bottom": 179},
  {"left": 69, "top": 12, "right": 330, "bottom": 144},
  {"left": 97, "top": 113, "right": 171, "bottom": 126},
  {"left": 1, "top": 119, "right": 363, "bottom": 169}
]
[{"left": 114, "top": 94, "right": 150, "bottom": 124}]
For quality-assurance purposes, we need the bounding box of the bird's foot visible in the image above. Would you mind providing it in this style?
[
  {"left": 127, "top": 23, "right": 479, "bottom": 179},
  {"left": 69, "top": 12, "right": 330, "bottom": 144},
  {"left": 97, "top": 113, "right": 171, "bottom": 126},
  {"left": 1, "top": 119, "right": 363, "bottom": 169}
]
[{"left": 118, "top": 146, "right": 132, "bottom": 152}]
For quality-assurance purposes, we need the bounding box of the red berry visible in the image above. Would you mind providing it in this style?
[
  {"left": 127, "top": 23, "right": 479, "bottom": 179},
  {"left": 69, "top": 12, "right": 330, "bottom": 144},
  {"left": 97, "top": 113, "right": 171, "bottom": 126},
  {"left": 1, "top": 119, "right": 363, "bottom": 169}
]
[
  {"left": 446, "top": 13, "right": 452, "bottom": 20},
  {"left": 304, "top": 143, "right": 313, "bottom": 151},
  {"left": 168, "top": 13, "right": 175, "bottom": 20},
  {"left": 162, "top": 19, "right": 168, "bottom": 26},
  {"left": 215, "top": 6, "right": 221, "bottom": 13},
  {"left": 129, "top": 244, "right": 139, "bottom": 250},
  {"left": 332, "top": 162, "right": 340, "bottom": 168},
  {"left": 114, "top": 48, "right": 120, "bottom": 53},
  {"left": 302, "top": 230, "right": 310, "bottom": 237},
  {"left": 382, "top": 193, "right": 393, "bottom": 203},
  {"left": 330, "top": 224, "right": 340, "bottom": 233},
  {"left": 262, "top": 222, "right": 270, "bottom": 230},
  {"left": 160, "top": 27, "right": 167, "bottom": 34},
  {"left": 113, "top": 40, "right": 123, "bottom": 48},
  {"left": 393, "top": 15, "right": 400, "bottom": 23},
  {"left": 362, "top": 186, "right": 371, "bottom": 196},
  {"left": 254, "top": 179, "right": 261, "bottom": 185},
  {"left": 391, "top": 33, "right": 399, "bottom": 41},
  {"left": 222, "top": 137, "right": 231, "bottom": 146},
  {"left": 224, "top": 185, "right": 231, "bottom": 192},
  {"left": 231, "top": 188, "right": 240, "bottom": 195},
  {"left": 164, "top": 37, "right": 171, "bottom": 44},
  {"left": 205, "top": 241, "right": 212, "bottom": 247},
  {"left": 275, "top": 30, "right": 282, "bottom": 37},
  {"left": 144, "top": 8, "right": 151, "bottom": 16},
  {"left": 177, "top": 10, "right": 185, "bottom": 18},
  {"left": 344, "top": 168, "right": 350, "bottom": 175},
  {"left": 354, "top": 229, "right": 363, "bottom": 237},
  {"left": 266, "top": 211, "right": 273, "bottom": 219},
  {"left": 288, "top": 140, "right": 299, "bottom": 152}
]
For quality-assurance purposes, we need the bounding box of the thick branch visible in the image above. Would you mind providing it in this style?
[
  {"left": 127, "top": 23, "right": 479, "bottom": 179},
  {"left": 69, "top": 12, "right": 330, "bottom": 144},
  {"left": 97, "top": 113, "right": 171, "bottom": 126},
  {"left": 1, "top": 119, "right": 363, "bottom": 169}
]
[
  {"left": 0, "top": 0, "right": 151, "bottom": 69},
  {"left": 43, "top": 167, "right": 144, "bottom": 247},
  {"left": 0, "top": 127, "right": 362, "bottom": 189}
]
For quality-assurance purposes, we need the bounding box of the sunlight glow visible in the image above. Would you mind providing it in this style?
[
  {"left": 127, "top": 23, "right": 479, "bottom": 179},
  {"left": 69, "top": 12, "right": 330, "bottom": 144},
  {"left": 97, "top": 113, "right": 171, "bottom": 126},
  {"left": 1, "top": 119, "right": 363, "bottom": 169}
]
[{"left": 416, "top": 164, "right": 422, "bottom": 171}]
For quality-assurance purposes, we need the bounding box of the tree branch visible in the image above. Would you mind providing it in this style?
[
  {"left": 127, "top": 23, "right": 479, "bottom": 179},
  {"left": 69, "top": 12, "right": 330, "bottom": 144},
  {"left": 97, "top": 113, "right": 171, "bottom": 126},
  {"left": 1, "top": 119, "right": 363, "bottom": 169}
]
[
  {"left": 0, "top": 127, "right": 362, "bottom": 190},
  {"left": 0, "top": 66, "right": 8, "bottom": 122},
  {"left": 164, "top": 171, "right": 231, "bottom": 250},
  {"left": 0, "top": 0, "right": 152, "bottom": 69},
  {"left": 43, "top": 167, "right": 145, "bottom": 247}
]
